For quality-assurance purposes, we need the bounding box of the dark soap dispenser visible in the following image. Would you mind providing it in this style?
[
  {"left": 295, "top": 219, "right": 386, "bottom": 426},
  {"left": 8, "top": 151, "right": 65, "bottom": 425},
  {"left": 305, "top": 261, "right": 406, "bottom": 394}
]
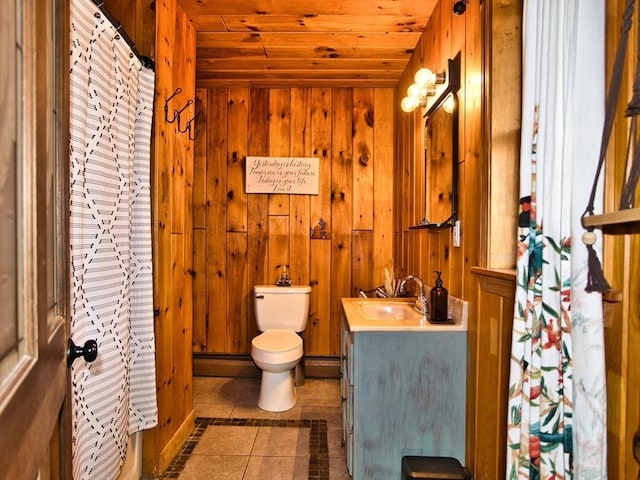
[{"left": 430, "top": 271, "right": 448, "bottom": 322}]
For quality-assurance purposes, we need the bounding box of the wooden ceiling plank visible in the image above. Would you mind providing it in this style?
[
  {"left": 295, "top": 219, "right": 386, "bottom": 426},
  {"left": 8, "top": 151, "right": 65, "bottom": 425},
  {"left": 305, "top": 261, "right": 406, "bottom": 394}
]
[
  {"left": 217, "top": 15, "right": 427, "bottom": 33},
  {"left": 196, "top": 47, "right": 267, "bottom": 59},
  {"left": 196, "top": 70, "right": 401, "bottom": 80},
  {"left": 187, "top": 15, "right": 229, "bottom": 31},
  {"left": 196, "top": 79, "right": 398, "bottom": 88},
  {"left": 180, "top": 0, "right": 437, "bottom": 17},
  {"left": 263, "top": 46, "right": 416, "bottom": 60},
  {"left": 195, "top": 58, "right": 407, "bottom": 70},
  {"left": 178, "top": 0, "right": 436, "bottom": 89},
  {"left": 196, "top": 32, "right": 422, "bottom": 48}
]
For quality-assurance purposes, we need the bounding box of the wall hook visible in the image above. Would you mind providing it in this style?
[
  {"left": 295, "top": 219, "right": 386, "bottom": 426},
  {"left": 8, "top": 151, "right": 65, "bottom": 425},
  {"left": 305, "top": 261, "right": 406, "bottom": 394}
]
[
  {"left": 164, "top": 87, "right": 183, "bottom": 123},
  {"left": 176, "top": 100, "right": 194, "bottom": 133},
  {"left": 186, "top": 111, "right": 203, "bottom": 141},
  {"left": 188, "top": 125, "right": 200, "bottom": 141}
]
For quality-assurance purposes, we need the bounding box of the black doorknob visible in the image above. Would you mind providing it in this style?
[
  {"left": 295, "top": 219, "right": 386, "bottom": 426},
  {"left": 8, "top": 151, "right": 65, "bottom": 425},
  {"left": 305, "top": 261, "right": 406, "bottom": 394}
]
[{"left": 67, "top": 338, "right": 98, "bottom": 368}]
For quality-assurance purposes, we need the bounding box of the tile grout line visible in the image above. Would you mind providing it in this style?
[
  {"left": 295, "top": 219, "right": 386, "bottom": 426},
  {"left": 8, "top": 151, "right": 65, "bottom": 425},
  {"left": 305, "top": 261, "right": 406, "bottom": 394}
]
[{"left": 160, "top": 417, "right": 330, "bottom": 479}]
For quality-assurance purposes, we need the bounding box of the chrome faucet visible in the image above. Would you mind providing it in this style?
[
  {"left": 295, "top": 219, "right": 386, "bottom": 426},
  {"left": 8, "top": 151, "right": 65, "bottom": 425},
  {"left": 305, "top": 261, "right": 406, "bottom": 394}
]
[{"left": 399, "top": 275, "right": 428, "bottom": 317}]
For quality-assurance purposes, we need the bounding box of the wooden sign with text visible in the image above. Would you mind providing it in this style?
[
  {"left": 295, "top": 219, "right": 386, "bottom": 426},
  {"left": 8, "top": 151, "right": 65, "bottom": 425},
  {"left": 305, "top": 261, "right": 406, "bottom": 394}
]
[{"left": 245, "top": 156, "right": 319, "bottom": 194}]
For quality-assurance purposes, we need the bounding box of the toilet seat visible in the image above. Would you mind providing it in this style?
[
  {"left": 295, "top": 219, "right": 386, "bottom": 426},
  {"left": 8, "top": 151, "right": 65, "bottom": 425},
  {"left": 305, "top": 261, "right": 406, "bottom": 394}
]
[{"left": 251, "top": 329, "right": 303, "bottom": 364}]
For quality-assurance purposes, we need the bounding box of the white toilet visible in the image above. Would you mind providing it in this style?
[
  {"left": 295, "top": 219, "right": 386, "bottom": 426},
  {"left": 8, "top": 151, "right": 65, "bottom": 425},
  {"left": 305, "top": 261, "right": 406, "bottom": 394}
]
[{"left": 251, "top": 285, "right": 311, "bottom": 412}]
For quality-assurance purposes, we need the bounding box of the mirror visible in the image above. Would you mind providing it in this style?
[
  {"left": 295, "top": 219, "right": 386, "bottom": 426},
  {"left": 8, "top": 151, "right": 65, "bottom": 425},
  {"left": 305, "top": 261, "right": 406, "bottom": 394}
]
[{"left": 411, "top": 54, "right": 460, "bottom": 229}]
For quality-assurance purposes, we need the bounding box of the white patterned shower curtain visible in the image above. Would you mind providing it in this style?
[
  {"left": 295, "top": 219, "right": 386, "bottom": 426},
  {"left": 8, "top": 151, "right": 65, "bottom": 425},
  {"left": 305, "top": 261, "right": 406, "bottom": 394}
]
[
  {"left": 69, "top": 0, "right": 157, "bottom": 478},
  {"left": 506, "top": 1, "right": 607, "bottom": 479}
]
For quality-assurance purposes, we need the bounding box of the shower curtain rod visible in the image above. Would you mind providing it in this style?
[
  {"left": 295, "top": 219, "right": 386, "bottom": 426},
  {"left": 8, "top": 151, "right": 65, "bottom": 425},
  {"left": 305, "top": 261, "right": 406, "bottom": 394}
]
[{"left": 92, "top": 0, "right": 155, "bottom": 70}]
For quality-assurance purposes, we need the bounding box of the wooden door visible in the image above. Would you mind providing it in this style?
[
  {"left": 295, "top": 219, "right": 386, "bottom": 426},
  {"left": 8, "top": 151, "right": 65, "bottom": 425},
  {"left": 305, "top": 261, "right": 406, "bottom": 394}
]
[{"left": 0, "top": 0, "right": 71, "bottom": 478}]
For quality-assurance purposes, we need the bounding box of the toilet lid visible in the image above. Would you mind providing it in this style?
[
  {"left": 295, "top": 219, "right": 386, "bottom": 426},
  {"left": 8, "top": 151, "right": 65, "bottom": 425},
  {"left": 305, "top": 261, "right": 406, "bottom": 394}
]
[{"left": 252, "top": 329, "right": 302, "bottom": 352}]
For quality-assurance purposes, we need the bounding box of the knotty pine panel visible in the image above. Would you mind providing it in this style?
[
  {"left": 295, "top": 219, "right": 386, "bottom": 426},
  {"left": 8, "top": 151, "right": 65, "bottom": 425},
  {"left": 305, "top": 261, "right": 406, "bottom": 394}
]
[
  {"left": 330, "top": 88, "right": 354, "bottom": 355},
  {"left": 193, "top": 90, "right": 207, "bottom": 230},
  {"left": 448, "top": 160, "right": 465, "bottom": 296},
  {"left": 193, "top": 228, "right": 207, "bottom": 352},
  {"left": 148, "top": 0, "right": 196, "bottom": 473},
  {"left": 226, "top": 232, "right": 248, "bottom": 352},
  {"left": 471, "top": 269, "right": 515, "bottom": 480},
  {"left": 458, "top": 0, "right": 483, "bottom": 466},
  {"left": 290, "top": 191, "right": 311, "bottom": 286},
  {"left": 427, "top": 229, "right": 441, "bottom": 281},
  {"left": 268, "top": 215, "right": 290, "bottom": 283},
  {"left": 308, "top": 239, "right": 332, "bottom": 355},
  {"left": 603, "top": 3, "right": 640, "bottom": 478},
  {"left": 399, "top": 113, "right": 414, "bottom": 233},
  {"left": 352, "top": 231, "right": 374, "bottom": 297},
  {"left": 102, "top": 0, "right": 155, "bottom": 59},
  {"left": 247, "top": 88, "right": 270, "bottom": 342},
  {"left": 290, "top": 195, "right": 311, "bottom": 286},
  {"left": 194, "top": 87, "right": 394, "bottom": 356},
  {"left": 268, "top": 88, "right": 291, "bottom": 215},
  {"left": 310, "top": 88, "right": 333, "bottom": 233},
  {"left": 372, "top": 89, "right": 395, "bottom": 285},
  {"left": 602, "top": 10, "right": 636, "bottom": 479},
  {"left": 289, "top": 88, "right": 312, "bottom": 287},
  {"left": 352, "top": 88, "right": 375, "bottom": 230},
  {"left": 205, "top": 89, "right": 228, "bottom": 353},
  {"left": 193, "top": 90, "right": 207, "bottom": 352},
  {"left": 172, "top": 233, "right": 193, "bottom": 425},
  {"left": 227, "top": 88, "right": 248, "bottom": 232},
  {"left": 486, "top": 0, "right": 520, "bottom": 270}
]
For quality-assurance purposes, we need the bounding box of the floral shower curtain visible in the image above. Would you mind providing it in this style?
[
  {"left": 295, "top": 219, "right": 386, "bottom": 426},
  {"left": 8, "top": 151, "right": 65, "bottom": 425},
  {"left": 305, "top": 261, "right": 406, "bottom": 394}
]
[
  {"left": 507, "top": 1, "right": 607, "bottom": 479},
  {"left": 69, "top": 0, "right": 157, "bottom": 478}
]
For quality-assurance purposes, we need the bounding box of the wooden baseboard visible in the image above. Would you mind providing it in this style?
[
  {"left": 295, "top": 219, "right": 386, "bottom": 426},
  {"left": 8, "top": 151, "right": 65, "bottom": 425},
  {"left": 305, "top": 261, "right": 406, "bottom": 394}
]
[
  {"left": 158, "top": 409, "right": 195, "bottom": 474},
  {"left": 193, "top": 354, "right": 341, "bottom": 379}
]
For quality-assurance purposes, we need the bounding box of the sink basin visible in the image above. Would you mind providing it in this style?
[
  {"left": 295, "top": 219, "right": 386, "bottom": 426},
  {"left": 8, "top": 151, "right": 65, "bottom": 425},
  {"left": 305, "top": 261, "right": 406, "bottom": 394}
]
[
  {"left": 342, "top": 297, "right": 468, "bottom": 332},
  {"left": 356, "top": 301, "right": 422, "bottom": 320}
]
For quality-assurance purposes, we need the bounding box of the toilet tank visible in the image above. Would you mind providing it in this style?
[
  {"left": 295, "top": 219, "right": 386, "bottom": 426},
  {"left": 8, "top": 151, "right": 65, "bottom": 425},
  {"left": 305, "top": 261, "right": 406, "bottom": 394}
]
[{"left": 253, "top": 285, "right": 311, "bottom": 332}]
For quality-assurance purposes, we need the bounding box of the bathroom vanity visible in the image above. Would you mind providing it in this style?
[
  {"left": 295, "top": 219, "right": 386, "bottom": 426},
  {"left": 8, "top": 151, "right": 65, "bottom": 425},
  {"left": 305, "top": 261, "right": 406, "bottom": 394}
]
[{"left": 340, "top": 297, "right": 468, "bottom": 479}]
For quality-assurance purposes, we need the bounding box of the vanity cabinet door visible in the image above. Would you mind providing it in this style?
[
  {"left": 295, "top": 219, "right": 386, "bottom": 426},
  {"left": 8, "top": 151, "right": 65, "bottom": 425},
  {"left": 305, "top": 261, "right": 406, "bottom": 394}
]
[
  {"left": 349, "top": 331, "right": 467, "bottom": 479},
  {"left": 340, "top": 318, "right": 354, "bottom": 475}
]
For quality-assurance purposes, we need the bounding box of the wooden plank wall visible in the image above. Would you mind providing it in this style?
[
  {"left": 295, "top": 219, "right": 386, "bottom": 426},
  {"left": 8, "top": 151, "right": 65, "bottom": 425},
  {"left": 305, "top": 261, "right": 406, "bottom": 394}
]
[
  {"left": 394, "top": 0, "right": 520, "bottom": 477},
  {"left": 470, "top": 268, "right": 515, "bottom": 479},
  {"left": 603, "top": 1, "right": 640, "bottom": 478},
  {"left": 146, "top": 0, "right": 196, "bottom": 474},
  {"left": 395, "top": 0, "right": 479, "bottom": 298},
  {"left": 192, "top": 87, "right": 395, "bottom": 357}
]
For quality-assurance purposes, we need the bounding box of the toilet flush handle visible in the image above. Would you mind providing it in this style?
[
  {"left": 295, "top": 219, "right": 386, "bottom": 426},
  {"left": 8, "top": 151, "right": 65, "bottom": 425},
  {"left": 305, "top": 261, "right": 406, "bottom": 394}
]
[{"left": 255, "top": 294, "right": 264, "bottom": 299}]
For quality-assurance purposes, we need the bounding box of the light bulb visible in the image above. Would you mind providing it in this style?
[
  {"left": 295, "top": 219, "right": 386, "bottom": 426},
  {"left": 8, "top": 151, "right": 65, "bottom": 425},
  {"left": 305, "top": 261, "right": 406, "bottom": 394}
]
[
  {"left": 401, "top": 96, "right": 418, "bottom": 113},
  {"left": 414, "top": 68, "right": 435, "bottom": 86},
  {"left": 443, "top": 94, "right": 455, "bottom": 113},
  {"left": 407, "top": 83, "right": 425, "bottom": 99}
]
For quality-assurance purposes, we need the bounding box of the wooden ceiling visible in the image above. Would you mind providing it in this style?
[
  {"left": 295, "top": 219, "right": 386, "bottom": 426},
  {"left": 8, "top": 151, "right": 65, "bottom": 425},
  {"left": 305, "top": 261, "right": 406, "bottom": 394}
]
[{"left": 177, "top": 0, "right": 438, "bottom": 88}]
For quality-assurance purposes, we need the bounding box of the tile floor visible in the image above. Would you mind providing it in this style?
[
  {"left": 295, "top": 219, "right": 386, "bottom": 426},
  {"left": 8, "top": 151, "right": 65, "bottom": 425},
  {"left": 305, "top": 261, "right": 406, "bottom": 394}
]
[{"left": 161, "top": 376, "right": 350, "bottom": 480}]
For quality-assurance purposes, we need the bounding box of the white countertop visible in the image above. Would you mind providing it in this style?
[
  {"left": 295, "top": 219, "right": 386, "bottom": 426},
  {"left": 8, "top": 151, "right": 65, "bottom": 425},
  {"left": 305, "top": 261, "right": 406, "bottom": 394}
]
[{"left": 341, "top": 297, "right": 468, "bottom": 332}]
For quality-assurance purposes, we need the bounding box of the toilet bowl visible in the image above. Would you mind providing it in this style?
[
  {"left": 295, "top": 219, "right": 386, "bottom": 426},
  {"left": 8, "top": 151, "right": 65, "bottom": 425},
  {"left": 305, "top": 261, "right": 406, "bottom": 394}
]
[
  {"left": 251, "top": 329, "right": 303, "bottom": 412},
  {"left": 251, "top": 285, "right": 311, "bottom": 412}
]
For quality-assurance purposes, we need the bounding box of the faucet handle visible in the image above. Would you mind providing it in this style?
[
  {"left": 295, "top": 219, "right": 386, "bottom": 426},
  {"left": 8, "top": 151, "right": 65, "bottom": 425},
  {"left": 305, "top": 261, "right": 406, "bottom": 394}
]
[{"left": 413, "top": 294, "right": 428, "bottom": 316}]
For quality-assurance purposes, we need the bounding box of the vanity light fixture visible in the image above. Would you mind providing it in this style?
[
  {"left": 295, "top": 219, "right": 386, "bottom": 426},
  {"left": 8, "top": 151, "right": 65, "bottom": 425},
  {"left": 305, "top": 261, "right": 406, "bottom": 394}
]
[{"left": 400, "top": 67, "right": 446, "bottom": 113}]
